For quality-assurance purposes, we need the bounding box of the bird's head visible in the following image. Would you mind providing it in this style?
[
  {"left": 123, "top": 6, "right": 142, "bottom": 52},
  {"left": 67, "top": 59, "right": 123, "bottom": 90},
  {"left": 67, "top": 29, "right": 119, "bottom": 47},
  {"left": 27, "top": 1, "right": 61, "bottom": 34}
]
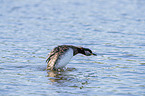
[{"left": 79, "top": 47, "right": 97, "bottom": 56}]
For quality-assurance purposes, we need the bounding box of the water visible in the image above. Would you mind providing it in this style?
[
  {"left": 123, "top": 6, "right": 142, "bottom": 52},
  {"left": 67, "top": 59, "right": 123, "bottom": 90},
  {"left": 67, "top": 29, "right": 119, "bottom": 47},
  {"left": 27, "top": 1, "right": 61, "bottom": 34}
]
[{"left": 0, "top": 0, "right": 145, "bottom": 96}]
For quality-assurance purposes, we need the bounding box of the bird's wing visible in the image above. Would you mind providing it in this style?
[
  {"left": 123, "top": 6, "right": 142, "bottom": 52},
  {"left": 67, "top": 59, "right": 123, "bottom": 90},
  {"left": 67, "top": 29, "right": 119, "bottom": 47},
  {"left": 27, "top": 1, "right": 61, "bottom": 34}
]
[
  {"left": 46, "top": 47, "right": 59, "bottom": 63},
  {"left": 46, "top": 46, "right": 70, "bottom": 70},
  {"left": 47, "top": 53, "right": 59, "bottom": 70},
  {"left": 46, "top": 46, "right": 69, "bottom": 64}
]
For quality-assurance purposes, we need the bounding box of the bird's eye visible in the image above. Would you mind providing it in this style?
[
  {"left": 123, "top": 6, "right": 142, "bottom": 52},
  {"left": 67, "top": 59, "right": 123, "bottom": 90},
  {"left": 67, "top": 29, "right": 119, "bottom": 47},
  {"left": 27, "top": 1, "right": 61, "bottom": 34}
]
[{"left": 85, "top": 51, "right": 91, "bottom": 55}]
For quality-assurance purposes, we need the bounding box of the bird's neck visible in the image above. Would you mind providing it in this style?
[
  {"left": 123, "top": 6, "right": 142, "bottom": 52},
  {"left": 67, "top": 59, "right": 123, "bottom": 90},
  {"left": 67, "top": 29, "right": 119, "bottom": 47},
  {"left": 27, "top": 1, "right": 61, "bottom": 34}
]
[{"left": 73, "top": 47, "right": 84, "bottom": 56}]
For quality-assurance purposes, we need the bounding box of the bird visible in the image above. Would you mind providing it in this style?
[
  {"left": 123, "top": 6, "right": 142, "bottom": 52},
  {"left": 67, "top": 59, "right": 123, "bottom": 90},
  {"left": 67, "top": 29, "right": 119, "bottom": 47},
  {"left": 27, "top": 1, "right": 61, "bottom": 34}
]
[{"left": 46, "top": 45, "right": 97, "bottom": 71}]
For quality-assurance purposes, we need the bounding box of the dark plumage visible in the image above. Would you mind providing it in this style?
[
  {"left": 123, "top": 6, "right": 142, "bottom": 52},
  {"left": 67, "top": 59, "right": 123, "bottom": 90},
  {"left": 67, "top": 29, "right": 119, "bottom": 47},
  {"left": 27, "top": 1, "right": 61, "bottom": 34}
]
[{"left": 46, "top": 45, "right": 97, "bottom": 71}]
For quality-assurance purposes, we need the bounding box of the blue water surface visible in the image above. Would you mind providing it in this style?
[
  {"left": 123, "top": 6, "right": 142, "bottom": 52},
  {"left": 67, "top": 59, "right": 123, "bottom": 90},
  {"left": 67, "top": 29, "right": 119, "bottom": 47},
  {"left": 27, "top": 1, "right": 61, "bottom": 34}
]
[{"left": 0, "top": 0, "right": 145, "bottom": 96}]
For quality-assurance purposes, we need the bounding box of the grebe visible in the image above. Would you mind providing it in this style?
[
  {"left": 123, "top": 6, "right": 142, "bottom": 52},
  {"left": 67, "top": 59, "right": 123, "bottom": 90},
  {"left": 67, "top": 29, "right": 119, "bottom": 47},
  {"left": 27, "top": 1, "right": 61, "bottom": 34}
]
[{"left": 46, "top": 45, "right": 97, "bottom": 71}]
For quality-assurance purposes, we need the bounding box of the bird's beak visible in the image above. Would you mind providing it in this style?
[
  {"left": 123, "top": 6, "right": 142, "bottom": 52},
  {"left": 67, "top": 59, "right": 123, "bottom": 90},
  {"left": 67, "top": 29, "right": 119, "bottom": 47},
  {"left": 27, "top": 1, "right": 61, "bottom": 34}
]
[{"left": 91, "top": 53, "right": 97, "bottom": 56}]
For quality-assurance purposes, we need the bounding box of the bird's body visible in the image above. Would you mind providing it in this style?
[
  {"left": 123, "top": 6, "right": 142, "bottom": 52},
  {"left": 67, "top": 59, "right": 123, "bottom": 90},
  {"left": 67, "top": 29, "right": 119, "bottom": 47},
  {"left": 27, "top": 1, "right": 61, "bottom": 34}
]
[
  {"left": 54, "top": 48, "right": 73, "bottom": 69},
  {"left": 46, "top": 45, "right": 96, "bottom": 71}
]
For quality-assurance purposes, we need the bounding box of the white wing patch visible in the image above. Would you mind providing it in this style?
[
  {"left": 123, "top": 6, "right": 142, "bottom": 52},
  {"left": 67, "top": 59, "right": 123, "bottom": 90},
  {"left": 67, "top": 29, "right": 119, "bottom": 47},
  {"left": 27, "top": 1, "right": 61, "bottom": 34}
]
[{"left": 55, "top": 48, "right": 73, "bottom": 69}]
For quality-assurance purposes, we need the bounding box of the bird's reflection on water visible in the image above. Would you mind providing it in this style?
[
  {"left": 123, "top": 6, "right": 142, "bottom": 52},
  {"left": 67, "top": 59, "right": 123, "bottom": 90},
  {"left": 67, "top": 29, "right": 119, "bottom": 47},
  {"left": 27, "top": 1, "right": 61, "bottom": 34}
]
[
  {"left": 46, "top": 68, "right": 89, "bottom": 89},
  {"left": 47, "top": 68, "right": 77, "bottom": 84}
]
